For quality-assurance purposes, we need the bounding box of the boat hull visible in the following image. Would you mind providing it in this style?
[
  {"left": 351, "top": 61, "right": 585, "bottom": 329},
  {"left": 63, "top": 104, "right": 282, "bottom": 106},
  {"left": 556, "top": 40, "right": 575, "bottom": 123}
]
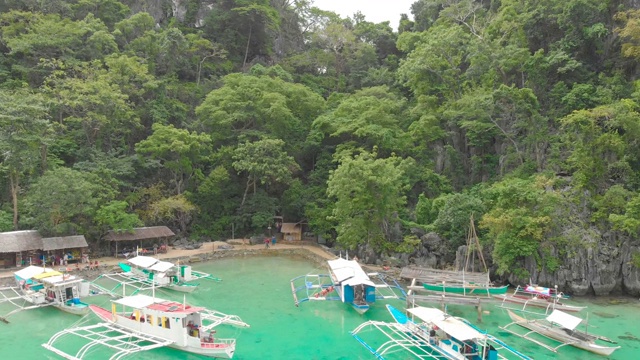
[
  {"left": 168, "top": 283, "right": 198, "bottom": 293},
  {"left": 56, "top": 302, "right": 90, "bottom": 316},
  {"left": 350, "top": 303, "right": 369, "bottom": 314},
  {"left": 423, "top": 283, "right": 508, "bottom": 295},
  {"left": 506, "top": 310, "right": 619, "bottom": 356},
  {"left": 169, "top": 343, "right": 234, "bottom": 359},
  {"left": 90, "top": 305, "right": 237, "bottom": 358}
]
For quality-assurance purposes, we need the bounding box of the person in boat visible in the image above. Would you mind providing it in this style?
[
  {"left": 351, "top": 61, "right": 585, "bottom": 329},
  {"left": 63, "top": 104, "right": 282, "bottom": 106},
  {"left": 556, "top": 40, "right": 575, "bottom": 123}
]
[
  {"left": 429, "top": 329, "right": 438, "bottom": 345},
  {"left": 434, "top": 325, "right": 447, "bottom": 340},
  {"left": 204, "top": 330, "right": 216, "bottom": 343}
]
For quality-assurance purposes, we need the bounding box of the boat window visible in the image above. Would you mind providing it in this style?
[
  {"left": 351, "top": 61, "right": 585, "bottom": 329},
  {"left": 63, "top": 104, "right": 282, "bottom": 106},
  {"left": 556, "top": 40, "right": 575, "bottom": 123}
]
[{"left": 147, "top": 315, "right": 153, "bottom": 325}]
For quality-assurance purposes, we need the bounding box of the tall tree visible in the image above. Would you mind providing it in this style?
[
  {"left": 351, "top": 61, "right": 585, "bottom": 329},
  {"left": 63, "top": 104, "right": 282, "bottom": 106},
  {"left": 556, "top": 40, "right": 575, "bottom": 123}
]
[
  {"left": 135, "top": 123, "right": 212, "bottom": 195},
  {"left": 327, "top": 151, "right": 407, "bottom": 250},
  {"left": 0, "top": 89, "right": 52, "bottom": 229}
]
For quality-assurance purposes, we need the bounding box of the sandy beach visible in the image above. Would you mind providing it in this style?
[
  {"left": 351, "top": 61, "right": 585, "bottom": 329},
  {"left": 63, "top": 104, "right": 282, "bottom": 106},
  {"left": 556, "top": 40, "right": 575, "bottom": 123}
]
[{"left": 0, "top": 240, "right": 338, "bottom": 281}]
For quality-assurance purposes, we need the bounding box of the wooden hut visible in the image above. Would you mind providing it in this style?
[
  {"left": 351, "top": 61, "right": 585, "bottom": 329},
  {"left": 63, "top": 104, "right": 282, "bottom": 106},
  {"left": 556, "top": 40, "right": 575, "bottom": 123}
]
[
  {"left": 280, "top": 223, "right": 303, "bottom": 242},
  {"left": 42, "top": 235, "right": 89, "bottom": 264},
  {"left": 105, "top": 226, "right": 175, "bottom": 257},
  {"left": 0, "top": 230, "right": 42, "bottom": 268}
]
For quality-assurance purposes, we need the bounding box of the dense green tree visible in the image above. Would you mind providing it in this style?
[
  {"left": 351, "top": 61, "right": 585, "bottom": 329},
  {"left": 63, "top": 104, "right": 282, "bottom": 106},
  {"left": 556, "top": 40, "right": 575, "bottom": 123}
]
[
  {"left": 24, "top": 167, "right": 114, "bottom": 236},
  {"left": 232, "top": 138, "right": 299, "bottom": 206},
  {"left": 95, "top": 200, "right": 143, "bottom": 234},
  {"left": 0, "top": 89, "right": 52, "bottom": 229},
  {"left": 327, "top": 151, "right": 407, "bottom": 251},
  {"left": 480, "top": 175, "right": 560, "bottom": 276},
  {"left": 135, "top": 123, "right": 212, "bottom": 195},
  {"left": 195, "top": 72, "right": 325, "bottom": 150}
]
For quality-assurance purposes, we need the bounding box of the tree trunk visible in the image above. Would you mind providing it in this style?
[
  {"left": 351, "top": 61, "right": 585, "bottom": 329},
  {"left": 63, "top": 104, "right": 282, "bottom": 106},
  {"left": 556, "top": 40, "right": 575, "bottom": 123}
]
[
  {"left": 243, "top": 24, "right": 253, "bottom": 69},
  {"left": 241, "top": 177, "right": 252, "bottom": 206},
  {"left": 9, "top": 171, "right": 19, "bottom": 230}
]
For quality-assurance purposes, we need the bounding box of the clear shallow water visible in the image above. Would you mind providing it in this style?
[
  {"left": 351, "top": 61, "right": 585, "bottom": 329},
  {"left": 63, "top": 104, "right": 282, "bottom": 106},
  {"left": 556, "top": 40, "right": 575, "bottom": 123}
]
[{"left": 0, "top": 255, "right": 638, "bottom": 360}]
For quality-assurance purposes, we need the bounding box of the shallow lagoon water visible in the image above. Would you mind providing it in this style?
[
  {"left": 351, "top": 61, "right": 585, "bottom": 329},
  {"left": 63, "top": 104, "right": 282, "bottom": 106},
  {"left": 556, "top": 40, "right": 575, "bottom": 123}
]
[{"left": 0, "top": 255, "right": 638, "bottom": 360}]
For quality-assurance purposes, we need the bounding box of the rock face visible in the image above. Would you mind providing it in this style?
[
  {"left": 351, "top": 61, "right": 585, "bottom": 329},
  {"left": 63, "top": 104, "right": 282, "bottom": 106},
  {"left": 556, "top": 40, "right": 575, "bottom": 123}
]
[
  {"left": 350, "top": 225, "right": 640, "bottom": 297},
  {"left": 121, "top": 0, "right": 216, "bottom": 26}
]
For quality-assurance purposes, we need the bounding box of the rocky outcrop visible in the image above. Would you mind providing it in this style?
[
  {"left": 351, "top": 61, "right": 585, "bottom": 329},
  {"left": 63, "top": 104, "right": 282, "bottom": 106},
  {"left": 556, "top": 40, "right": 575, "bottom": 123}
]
[
  {"left": 121, "top": 0, "right": 216, "bottom": 27},
  {"left": 349, "top": 225, "right": 640, "bottom": 297}
]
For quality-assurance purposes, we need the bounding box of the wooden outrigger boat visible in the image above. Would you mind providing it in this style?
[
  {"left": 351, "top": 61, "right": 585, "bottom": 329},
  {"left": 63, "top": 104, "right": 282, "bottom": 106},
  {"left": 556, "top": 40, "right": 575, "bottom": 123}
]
[
  {"left": 95, "top": 255, "right": 220, "bottom": 295},
  {"left": 42, "top": 293, "right": 250, "bottom": 359},
  {"left": 290, "top": 256, "right": 406, "bottom": 314},
  {"left": 404, "top": 216, "right": 507, "bottom": 298},
  {"left": 422, "top": 281, "right": 509, "bottom": 296},
  {"left": 351, "top": 305, "right": 532, "bottom": 360},
  {"left": 493, "top": 285, "right": 586, "bottom": 314},
  {"left": 501, "top": 309, "right": 620, "bottom": 356},
  {"left": 0, "top": 266, "right": 107, "bottom": 322}
]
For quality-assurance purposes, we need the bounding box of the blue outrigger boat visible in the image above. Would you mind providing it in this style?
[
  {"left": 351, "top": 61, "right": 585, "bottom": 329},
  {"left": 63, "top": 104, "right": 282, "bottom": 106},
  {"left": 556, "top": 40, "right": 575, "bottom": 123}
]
[
  {"left": 351, "top": 304, "right": 532, "bottom": 359},
  {"left": 290, "top": 257, "right": 406, "bottom": 314}
]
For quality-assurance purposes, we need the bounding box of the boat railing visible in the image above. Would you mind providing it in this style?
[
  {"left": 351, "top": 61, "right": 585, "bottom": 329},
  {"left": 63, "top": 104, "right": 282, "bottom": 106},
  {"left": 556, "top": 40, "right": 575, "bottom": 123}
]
[
  {"left": 351, "top": 320, "right": 458, "bottom": 360},
  {"left": 200, "top": 338, "right": 235, "bottom": 348}
]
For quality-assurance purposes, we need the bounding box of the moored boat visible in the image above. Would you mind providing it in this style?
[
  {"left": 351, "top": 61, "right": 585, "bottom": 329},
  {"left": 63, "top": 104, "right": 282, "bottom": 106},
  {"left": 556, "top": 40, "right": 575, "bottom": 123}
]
[
  {"left": 114, "top": 255, "right": 219, "bottom": 293},
  {"left": 391, "top": 305, "right": 531, "bottom": 360},
  {"left": 290, "top": 256, "right": 406, "bottom": 314},
  {"left": 493, "top": 285, "right": 586, "bottom": 314},
  {"left": 13, "top": 265, "right": 90, "bottom": 316},
  {"left": 501, "top": 309, "right": 620, "bottom": 356},
  {"left": 423, "top": 282, "right": 509, "bottom": 295},
  {"left": 43, "top": 294, "right": 250, "bottom": 359}
]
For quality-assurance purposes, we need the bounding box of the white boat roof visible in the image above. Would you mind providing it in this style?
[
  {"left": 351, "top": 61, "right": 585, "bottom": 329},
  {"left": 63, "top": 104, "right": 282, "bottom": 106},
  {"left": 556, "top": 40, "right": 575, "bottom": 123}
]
[
  {"left": 128, "top": 256, "right": 159, "bottom": 268},
  {"left": 114, "top": 294, "right": 166, "bottom": 308},
  {"left": 407, "top": 307, "right": 485, "bottom": 341},
  {"left": 15, "top": 266, "right": 59, "bottom": 280},
  {"left": 149, "top": 261, "right": 174, "bottom": 272},
  {"left": 327, "top": 258, "right": 375, "bottom": 287},
  {"left": 41, "top": 275, "right": 80, "bottom": 285},
  {"left": 546, "top": 309, "right": 582, "bottom": 330}
]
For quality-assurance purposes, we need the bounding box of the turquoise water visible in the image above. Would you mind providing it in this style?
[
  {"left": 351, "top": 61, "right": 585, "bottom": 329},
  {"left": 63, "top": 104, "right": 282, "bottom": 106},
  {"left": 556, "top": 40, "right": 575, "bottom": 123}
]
[{"left": 0, "top": 255, "right": 639, "bottom": 359}]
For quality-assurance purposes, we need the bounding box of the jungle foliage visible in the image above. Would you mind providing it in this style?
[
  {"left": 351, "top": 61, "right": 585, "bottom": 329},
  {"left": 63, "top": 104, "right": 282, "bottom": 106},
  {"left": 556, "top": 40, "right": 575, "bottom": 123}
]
[{"left": 3, "top": 0, "right": 640, "bottom": 275}]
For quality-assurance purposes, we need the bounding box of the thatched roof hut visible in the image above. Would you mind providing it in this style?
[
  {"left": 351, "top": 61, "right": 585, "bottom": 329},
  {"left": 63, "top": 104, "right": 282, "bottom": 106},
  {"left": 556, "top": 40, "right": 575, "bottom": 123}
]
[
  {"left": 42, "top": 235, "right": 89, "bottom": 251},
  {"left": 104, "top": 226, "right": 175, "bottom": 242},
  {"left": 281, "top": 223, "right": 302, "bottom": 242},
  {"left": 0, "top": 230, "right": 42, "bottom": 253}
]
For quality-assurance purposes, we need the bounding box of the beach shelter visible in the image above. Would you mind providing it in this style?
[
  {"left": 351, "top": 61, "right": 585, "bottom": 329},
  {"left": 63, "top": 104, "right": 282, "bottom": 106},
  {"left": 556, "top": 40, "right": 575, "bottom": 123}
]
[
  {"left": 280, "top": 223, "right": 303, "bottom": 242},
  {"left": 0, "top": 230, "right": 42, "bottom": 268},
  {"left": 105, "top": 226, "right": 175, "bottom": 257},
  {"left": 42, "top": 235, "right": 89, "bottom": 264}
]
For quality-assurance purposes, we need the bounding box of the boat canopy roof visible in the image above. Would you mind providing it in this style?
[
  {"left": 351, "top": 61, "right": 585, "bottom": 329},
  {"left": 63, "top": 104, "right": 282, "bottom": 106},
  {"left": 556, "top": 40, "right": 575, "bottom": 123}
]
[
  {"left": 41, "top": 274, "right": 81, "bottom": 285},
  {"left": 113, "top": 294, "right": 203, "bottom": 314},
  {"left": 114, "top": 294, "right": 162, "bottom": 309},
  {"left": 546, "top": 310, "right": 582, "bottom": 330},
  {"left": 15, "top": 265, "right": 61, "bottom": 280},
  {"left": 149, "top": 261, "right": 174, "bottom": 272},
  {"left": 407, "top": 307, "right": 485, "bottom": 341},
  {"left": 128, "top": 255, "right": 159, "bottom": 268},
  {"left": 327, "top": 258, "right": 375, "bottom": 287}
]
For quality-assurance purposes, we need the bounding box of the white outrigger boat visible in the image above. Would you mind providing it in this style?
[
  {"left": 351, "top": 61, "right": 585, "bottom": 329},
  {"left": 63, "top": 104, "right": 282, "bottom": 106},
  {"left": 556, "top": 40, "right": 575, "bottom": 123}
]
[
  {"left": 493, "top": 285, "right": 586, "bottom": 314},
  {"left": 42, "top": 293, "right": 250, "bottom": 359},
  {"left": 95, "top": 255, "right": 220, "bottom": 295},
  {"left": 290, "top": 256, "right": 406, "bottom": 314},
  {"left": 501, "top": 309, "right": 619, "bottom": 356},
  {"left": 0, "top": 266, "right": 105, "bottom": 322},
  {"left": 352, "top": 305, "right": 531, "bottom": 360}
]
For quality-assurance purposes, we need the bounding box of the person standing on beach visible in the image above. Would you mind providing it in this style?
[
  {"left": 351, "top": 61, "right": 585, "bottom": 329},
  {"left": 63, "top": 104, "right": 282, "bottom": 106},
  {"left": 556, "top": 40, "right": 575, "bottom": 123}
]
[
  {"left": 271, "top": 235, "right": 276, "bottom": 247},
  {"left": 264, "top": 238, "right": 270, "bottom": 248}
]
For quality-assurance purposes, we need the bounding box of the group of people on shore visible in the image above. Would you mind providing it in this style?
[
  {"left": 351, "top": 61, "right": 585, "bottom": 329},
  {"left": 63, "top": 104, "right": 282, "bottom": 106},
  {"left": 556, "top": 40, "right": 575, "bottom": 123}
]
[{"left": 264, "top": 236, "right": 277, "bottom": 248}]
